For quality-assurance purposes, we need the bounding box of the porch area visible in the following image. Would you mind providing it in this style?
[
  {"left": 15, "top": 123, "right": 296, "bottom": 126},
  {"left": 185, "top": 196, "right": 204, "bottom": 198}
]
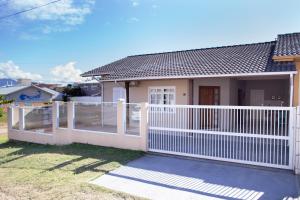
[
  {"left": 190, "top": 75, "right": 291, "bottom": 107},
  {"left": 104, "top": 74, "right": 293, "bottom": 109}
]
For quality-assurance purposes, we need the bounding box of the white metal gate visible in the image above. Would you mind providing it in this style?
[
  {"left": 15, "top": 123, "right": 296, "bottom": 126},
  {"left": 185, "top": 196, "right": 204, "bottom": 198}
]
[{"left": 148, "top": 105, "right": 295, "bottom": 169}]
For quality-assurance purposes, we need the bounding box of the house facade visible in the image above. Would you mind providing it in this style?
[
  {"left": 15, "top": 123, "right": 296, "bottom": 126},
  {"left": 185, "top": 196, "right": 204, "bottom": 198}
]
[
  {"left": 82, "top": 33, "right": 300, "bottom": 108},
  {"left": 0, "top": 85, "right": 61, "bottom": 106}
]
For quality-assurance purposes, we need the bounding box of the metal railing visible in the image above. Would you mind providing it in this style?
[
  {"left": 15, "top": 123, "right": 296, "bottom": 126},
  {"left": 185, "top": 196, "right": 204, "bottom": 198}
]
[{"left": 148, "top": 104, "right": 294, "bottom": 169}]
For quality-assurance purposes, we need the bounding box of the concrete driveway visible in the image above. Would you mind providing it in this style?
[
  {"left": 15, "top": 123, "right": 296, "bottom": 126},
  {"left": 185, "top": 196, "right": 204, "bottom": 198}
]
[{"left": 91, "top": 154, "right": 299, "bottom": 200}]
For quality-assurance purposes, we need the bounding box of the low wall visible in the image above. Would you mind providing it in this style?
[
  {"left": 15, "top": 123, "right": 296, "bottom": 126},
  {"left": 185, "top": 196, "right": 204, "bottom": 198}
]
[
  {"left": 8, "top": 129, "right": 55, "bottom": 145},
  {"left": 7, "top": 101, "right": 148, "bottom": 152}
]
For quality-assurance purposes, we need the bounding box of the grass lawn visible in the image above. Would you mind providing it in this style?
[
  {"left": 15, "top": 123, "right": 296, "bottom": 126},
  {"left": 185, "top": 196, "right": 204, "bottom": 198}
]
[{"left": 0, "top": 135, "right": 144, "bottom": 200}]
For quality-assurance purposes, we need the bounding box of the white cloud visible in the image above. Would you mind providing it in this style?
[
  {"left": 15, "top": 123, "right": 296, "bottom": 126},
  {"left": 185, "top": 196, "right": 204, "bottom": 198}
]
[
  {"left": 130, "top": 0, "right": 139, "bottom": 7},
  {"left": 50, "top": 62, "right": 83, "bottom": 83},
  {"left": 8, "top": 0, "right": 94, "bottom": 25},
  {"left": 0, "top": 61, "right": 43, "bottom": 81},
  {"left": 41, "top": 25, "right": 72, "bottom": 34},
  {"left": 127, "top": 17, "right": 140, "bottom": 23}
]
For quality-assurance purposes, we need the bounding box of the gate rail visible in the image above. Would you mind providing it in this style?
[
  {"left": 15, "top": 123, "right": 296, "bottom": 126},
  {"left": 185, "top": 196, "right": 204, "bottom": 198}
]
[{"left": 148, "top": 104, "right": 295, "bottom": 169}]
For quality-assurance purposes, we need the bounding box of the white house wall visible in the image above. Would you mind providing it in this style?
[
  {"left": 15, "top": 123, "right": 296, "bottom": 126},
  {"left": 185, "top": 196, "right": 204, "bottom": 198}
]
[{"left": 6, "top": 87, "right": 53, "bottom": 103}]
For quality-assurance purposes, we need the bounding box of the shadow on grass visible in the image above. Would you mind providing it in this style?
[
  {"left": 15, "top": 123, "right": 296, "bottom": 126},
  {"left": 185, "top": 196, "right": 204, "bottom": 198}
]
[{"left": 0, "top": 139, "right": 144, "bottom": 175}]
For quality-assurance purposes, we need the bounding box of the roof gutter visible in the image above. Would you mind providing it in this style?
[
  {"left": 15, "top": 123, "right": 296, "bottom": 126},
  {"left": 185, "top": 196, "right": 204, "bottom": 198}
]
[{"left": 97, "top": 71, "right": 297, "bottom": 82}]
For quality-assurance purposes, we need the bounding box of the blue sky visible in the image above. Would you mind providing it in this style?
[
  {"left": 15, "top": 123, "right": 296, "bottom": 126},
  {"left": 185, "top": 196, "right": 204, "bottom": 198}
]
[{"left": 0, "top": 0, "right": 299, "bottom": 83}]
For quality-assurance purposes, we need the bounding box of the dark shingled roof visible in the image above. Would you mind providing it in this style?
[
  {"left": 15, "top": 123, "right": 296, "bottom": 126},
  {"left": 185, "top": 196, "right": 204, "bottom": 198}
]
[
  {"left": 82, "top": 37, "right": 297, "bottom": 81},
  {"left": 274, "top": 32, "right": 300, "bottom": 57}
]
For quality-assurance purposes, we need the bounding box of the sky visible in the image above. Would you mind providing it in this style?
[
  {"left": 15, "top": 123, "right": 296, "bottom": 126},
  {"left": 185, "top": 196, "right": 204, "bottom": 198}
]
[{"left": 0, "top": 0, "right": 299, "bottom": 83}]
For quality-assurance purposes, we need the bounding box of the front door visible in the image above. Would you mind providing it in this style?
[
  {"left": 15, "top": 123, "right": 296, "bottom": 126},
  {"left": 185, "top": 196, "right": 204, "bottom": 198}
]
[
  {"left": 198, "top": 86, "right": 220, "bottom": 129},
  {"left": 199, "top": 86, "right": 220, "bottom": 105}
]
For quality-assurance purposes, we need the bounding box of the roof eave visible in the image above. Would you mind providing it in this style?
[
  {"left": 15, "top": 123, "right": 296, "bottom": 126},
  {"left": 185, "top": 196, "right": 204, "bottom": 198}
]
[
  {"left": 99, "top": 71, "right": 297, "bottom": 82},
  {"left": 273, "top": 55, "right": 300, "bottom": 62}
]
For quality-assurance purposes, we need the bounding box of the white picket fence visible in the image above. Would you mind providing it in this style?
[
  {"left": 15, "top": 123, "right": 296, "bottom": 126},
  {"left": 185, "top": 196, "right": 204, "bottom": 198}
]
[{"left": 148, "top": 104, "right": 295, "bottom": 169}]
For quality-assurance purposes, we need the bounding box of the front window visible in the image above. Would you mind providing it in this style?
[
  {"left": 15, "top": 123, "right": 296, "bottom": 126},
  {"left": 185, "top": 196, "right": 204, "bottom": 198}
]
[{"left": 149, "top": 87, "right": 175, "bottom": 105}]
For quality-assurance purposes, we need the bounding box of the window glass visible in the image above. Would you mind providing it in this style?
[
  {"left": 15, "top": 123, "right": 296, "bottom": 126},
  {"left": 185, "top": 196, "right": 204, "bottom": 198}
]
[
  {"left": 113, "top": 87, "right": 126, "bottom": 102},
  {"left": 149, "top": 87, "right": 175, "bottom": 105}
]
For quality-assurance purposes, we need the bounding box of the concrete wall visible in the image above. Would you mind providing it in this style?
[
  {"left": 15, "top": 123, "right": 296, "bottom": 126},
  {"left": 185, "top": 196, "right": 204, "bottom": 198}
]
[
  {"left": 7, "top": 102, "right": 148, "bottom": 152},
  {"left": 103, "top": 79, "right": 190, "bottom": 104}
]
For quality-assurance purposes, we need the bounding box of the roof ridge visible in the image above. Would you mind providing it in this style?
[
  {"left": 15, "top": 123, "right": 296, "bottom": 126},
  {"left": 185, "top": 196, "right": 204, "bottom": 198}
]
[
  {"left": 128, "top": 41, "right": 276, "bottom": 57},
  {"left": 278, "top": 32, "right": 300, "bottom": 36}
]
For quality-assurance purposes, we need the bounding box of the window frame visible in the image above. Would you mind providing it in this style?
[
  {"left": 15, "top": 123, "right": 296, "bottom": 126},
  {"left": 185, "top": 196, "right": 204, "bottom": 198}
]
[
  {"left": 148, "top": 86, "right": 176, "bottom": 113},
  {"left": 148, "top": 86, "right": 176, "bottom": 104}
]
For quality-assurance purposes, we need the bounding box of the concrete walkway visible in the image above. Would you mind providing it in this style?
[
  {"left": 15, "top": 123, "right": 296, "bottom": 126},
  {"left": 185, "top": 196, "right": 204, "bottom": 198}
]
[{"left": 91, "top": 155, "right": 299, "bottom": 200}]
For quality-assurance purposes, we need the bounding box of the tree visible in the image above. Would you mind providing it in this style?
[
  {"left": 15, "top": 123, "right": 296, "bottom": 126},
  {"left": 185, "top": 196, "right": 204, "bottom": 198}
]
[
  {"left": 62, "top": 84, "right": 85, "bottom": 101},
  {"left": 0, "top": 95, "right": 13, "bottom": 118}
]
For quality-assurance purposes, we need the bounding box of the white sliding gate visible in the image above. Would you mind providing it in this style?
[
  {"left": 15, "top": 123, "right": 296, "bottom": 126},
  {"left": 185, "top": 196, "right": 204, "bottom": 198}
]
[{"left": 148, "top": 105, "right": 295, "bottom": 169}]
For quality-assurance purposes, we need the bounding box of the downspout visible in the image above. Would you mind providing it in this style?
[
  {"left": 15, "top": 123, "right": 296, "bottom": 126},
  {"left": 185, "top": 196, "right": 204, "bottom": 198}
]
[
  {"left": 125, "top": 81, "right": 130, "bottom": 129},
  {"left": 125, "top": 81, "right": 130, "bottom": 103}
]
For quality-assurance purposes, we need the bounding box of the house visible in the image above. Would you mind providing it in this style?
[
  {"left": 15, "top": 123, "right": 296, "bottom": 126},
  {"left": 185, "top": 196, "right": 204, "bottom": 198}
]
[
  {"left": 77, "top": 81, "right": 101, "bottom": 97},
  {"left": 8, "top": 32, "right": 300, "bottom": 172},
  {"left": 69, "top": 81, "right": 102, "bottom": 102},
  {"left": 0, "top": 78, "right": 17, "bottom": 88},
  {"left": 0, "top": 84, "right": 61, "bottom": 106},
  {"left": 33, "top": 83, "right": 61, "bottom": 90},
  {"left": 81, "top": 32, "right": 300, "bottom": 107}
]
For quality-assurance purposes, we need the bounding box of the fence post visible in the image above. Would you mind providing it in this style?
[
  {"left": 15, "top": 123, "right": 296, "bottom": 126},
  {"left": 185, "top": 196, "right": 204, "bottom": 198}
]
[
  {"left": 7, "top": 106, "right": 13, "bottom": 131},
  {"left": 19, "top": 107, "right": 25, "bottom": 131},
  {"left": 117, "top": 99, "right": 125, "bottom": 134},
  {"left": 295, "top": 106, "right": 300, "bottom": 174},
  {"left": 67, "top": 102, "right": 74, "bottom": 130},
  {"left": 140, "top": 102, "right": 148, "bottom": 151},
  {"left": 52, "top": 102, "right": 59, "bottom": 134},
  {"left": 289, "top": 107, "right": 296, "bottom": 172}
]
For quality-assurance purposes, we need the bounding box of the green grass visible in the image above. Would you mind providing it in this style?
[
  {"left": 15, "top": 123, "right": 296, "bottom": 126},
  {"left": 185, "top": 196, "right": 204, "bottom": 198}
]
[
  {"left": 0, "top": 135, "right": 8, "bottom": 143},
  {"left": 0, "top": 136, "right": 144, "bottom": 199}
]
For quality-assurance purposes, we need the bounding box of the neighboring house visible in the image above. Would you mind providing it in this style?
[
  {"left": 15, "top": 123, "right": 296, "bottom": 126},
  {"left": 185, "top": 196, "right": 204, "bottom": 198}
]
[
  {"left": 67, "top": 81, "right": 102, "bottom": 102},
  {"left": 33, "top": 83, "right": 61, "bottom": 90},
  {"left": 0, "top": 85, "right": 61, "bottom": 106},
  {"left": 0, "top": 78, "right": 17, "bottom": 88},
  {"left": 82, "top": 32, "right": 300, "bottom": 107},
  {"left": 78, "top": 82, "right": 101, "bottom": 96}
]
